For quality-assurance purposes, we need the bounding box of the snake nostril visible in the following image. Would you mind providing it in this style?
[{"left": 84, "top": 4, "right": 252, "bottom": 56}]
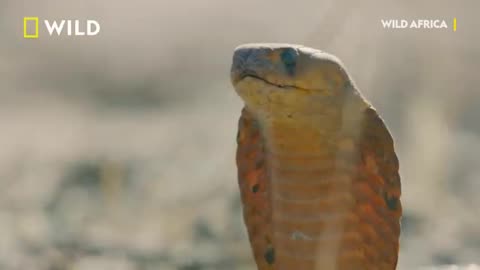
[
  {"left": 234, "top": 49, "right": 253, "bottom": 65},
  {"left": 232, "top": 49, "right": 256, "bottom": 82}
]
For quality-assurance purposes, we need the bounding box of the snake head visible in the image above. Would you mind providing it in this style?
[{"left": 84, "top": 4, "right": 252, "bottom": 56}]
[{"left": 230, "top": 43, "right": 354, "bottom": 114}]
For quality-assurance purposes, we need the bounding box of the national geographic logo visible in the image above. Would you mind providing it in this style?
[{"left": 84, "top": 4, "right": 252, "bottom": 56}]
[{"left": 23, "top": 17, "right": 101, "bottom": 39}]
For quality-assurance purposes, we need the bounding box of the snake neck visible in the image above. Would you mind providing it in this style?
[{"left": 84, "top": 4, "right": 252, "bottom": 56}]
[{"left": 251, "top": 105, "right": 370, "bottom": 269}]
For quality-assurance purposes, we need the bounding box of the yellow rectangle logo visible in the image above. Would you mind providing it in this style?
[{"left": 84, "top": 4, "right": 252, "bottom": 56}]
[{"left": 24, "top": 17, "right": 39, "bottom": 38}]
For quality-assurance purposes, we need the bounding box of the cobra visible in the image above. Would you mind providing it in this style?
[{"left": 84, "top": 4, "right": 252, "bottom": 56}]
[{"left": 231, "top": 43, "right": 402, "bottom": 270}]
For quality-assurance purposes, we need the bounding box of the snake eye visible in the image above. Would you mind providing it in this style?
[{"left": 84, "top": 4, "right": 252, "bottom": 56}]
[{"left": 280, "top": 48, "right": 297, "bottom": 75}]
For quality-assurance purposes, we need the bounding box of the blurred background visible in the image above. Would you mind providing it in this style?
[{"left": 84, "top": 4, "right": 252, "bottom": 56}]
[{"left": 0, "top": 0, "right": 479, "bottom": 269}]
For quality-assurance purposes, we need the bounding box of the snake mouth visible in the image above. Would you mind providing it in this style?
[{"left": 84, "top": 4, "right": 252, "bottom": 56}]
[
  {"left": 244, "top": 75, "right": 291, "bottom": 89},
  {"left": 237, "top": 75, "right": 319, "bottom": 94},
  {"left": 233, "top": 72, "right": 301, "bottom": 91}
]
